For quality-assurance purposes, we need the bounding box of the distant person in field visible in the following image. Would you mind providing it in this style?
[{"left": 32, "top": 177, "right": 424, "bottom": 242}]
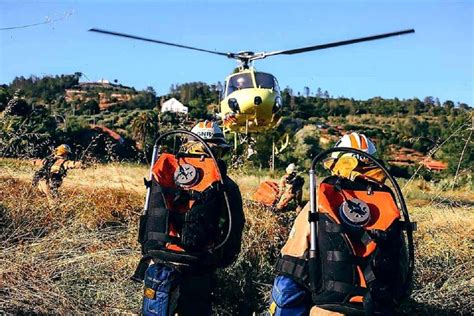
[
  {"left": 32, "top": 144, "right": 71, "bottom": 202},
  {"left": 275, "top": 163, "right": 304, "bottom": 213}
]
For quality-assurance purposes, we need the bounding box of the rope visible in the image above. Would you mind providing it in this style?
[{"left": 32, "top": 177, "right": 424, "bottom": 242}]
[
  {"left": 0, "top": 11, "right": 73, "bottom": 31},
  {"left": 452, "top": 122, "right": 473, "bottom": 187},
  {"left": 401, "top": 119, "right": 470, "bottom": 193}
]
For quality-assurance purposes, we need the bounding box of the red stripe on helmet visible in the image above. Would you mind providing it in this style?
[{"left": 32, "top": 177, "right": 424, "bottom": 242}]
[{"left": 360, "top": 134, "right": 368, "bottom": 150}]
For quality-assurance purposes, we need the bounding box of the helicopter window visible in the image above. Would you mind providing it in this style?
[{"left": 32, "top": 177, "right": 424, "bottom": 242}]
[
  {"left": 221, "top": 81, "right": 227, "bottom": 100},
  {"left": 255, "top": 72, "right": 276, "bottom": 89},
  {"left": 227, "top": 73, "right": 254, "bottom": 95},
  {"left": 273, "top": 77, "right": 281, "bottom": 94}
]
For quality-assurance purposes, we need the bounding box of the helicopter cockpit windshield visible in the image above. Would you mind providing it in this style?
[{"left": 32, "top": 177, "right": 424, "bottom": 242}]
[
  {"left": 226, "top": 73, "right": 253, "bottom": 95},
  {"left": 225, "top": 72, "right": 280, "bottom": 97},
  {"left": 255, "top": 72, "right": 280, "bottom": 93}
]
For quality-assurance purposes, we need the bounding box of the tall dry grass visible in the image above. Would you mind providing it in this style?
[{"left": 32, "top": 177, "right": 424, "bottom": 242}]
[
  {"left": 1, "top": 159, "right": 473, "bottom": 315},
  {"left": 0, "top": 173, "right": 143, "bottom": 314}
]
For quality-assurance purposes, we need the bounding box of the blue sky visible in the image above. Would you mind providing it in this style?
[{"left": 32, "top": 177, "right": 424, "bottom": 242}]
[{"left": 1, "top": 0, "right": 472, "bottom": 105}]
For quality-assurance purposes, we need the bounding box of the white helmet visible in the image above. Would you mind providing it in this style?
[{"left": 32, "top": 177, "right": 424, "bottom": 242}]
[
  {"left": 190, "top": 120, "right": 230, "bottom": 148},
  {"left": 332, "top": 132, "right": 377, "bottom": 160},
  {"left": 286, "top": 163, "right": 296, "bottom": 174}
]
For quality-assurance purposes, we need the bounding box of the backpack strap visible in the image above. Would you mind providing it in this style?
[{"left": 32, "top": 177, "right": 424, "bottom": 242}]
[
  {"left": 320, "top": 220, "right": 404, "bottom": 315},
  {"left": 131, "top": 255, "right": 152, "bottom": 283},
  {"left": 324, "top": 280, "right": 367, "bottom": 297},
  {"left": 145, "top": 178, "right": 224, "bottom": 204},
  {"left": 312, "top": 213, "right": 403, "bottom": 313},
  {"left": 139, "top": 179, "right": 173, "bottom": 249},
  {"left": 323, "top": 221, "right": 388, "bottom": 246},
  {"left": 275, "top": 255, "right": 309, "bottom": 288}
]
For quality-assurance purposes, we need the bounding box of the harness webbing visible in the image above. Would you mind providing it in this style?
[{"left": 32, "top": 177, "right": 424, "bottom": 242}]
[{"left": 275, "top": 255, "right": 309, "bottom": 287}]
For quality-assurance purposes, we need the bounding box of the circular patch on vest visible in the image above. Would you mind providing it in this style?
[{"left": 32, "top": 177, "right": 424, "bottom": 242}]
[
  {"left": 174, "top": 163, "right": 199, "bottom": 187},
  {"left": 339, "top": 198, "right": 371, "bottom": 227}
]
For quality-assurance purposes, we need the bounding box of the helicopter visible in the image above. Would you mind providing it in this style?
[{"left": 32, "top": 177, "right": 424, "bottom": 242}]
[
  {"left": 89, "top": 28, "right": 414, "bottom": 154},
  {"left": 89, "top": 28, "right": 414, "bottom": 128}
]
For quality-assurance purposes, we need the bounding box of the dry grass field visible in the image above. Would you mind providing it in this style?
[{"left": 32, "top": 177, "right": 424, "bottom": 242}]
[{"left": 0, "top": 158, "right": 472, "bottom": 315}]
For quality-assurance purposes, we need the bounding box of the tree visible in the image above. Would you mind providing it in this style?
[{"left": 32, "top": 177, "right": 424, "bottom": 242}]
[
  {"left": 0, "top": 104, "right": 57, "bottom": 158},
  {"left": 443, "top": 100, "right": 455, "bottom": 112},
  {"left": 290, "top": 94, "right": 296, "bottom": 110},
  {"left": 0, "top": 86, "right": 10, "bottom": 111},
  {"left": 146, "top": 86, "right": 157, "bottom": 96},
  {"left": 78, "top": 99, "right": 100, "bottom": 115},
  {"left": 316, "top": 87, "right": 323, "bottom": 98},
  {"left": 459, "top": 103, "right": 470, "bottom": 111},
  {"left": 303, "top": 86, "right": 310, "bottom": 98},
  {"left": 131, "top": 111, "right": 157, "bottom": 151},
  {"left": 4, "top": 97, "right": 31, "bottom": 116},
  {"left": 423, "top": 96, "right": 434, "bottom": 106},
  {"left": 291, "top": 125, "right": 321, "bottom": 169}
]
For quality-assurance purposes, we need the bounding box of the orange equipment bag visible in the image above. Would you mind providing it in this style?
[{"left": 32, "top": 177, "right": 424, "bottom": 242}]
[{"left": 253, "top": 180, "right": 280, "bottom": 206}]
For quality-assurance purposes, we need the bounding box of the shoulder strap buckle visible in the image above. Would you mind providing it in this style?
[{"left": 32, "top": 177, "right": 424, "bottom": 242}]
[
  {"left": 400, "top": 221, "right": 417, "bottom": 231},
  {"left": 308, "top": 212, "right": 319, "bottom": 223},
  {"left": 144, "top": 178, "right": 152, "bottom": 188}
]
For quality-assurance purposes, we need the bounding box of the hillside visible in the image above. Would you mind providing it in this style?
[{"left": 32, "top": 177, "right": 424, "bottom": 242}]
[
  {"left": 0, "top": 159, "right": 472, "bottom": 314},
  {"left": 1, "top": 74, "right": 472, "bottom": 182}
]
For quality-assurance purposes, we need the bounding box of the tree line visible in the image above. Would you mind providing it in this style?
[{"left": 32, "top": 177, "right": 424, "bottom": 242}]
[{"left": 0, "top": 74, "right": 471, "bottom": 180}]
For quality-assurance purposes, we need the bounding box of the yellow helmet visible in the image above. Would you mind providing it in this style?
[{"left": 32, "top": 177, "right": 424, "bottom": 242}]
[{"left": 54, "top": 144, "right": 71, "bottom": 157}]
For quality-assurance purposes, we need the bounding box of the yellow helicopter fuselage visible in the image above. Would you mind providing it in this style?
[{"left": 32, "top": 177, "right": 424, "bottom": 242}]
[{"left": 220, "top": 68, "right": 282, "bottom": 133}]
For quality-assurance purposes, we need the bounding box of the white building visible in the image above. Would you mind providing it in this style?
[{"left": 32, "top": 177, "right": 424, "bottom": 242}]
[{"left": 161, "top": 98, "right": 188, "bottom": 114}]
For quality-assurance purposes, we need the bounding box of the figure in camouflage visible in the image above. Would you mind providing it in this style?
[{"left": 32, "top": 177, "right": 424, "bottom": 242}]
[
  {"left": 4, "top": 89, "right": 31, "bottom": 116},
  {"left": 275, "top": 163, "right": 304, "bottom": 213},
  {"left": 32, "top": 144, "right": 71, "bottom": 202}
]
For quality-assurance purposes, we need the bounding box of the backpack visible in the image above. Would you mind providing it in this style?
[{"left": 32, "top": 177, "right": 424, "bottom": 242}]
[
  {"left": 132, "top": 130, "right": 241, "bottom": 282},
  {"left": 306, "top": 176, "right": 413, "bottom": 315},
  {"left": 288, "top": 175, "right": 304, "bottom": 194},
  {"left": 307, "top": 148, "right": 416, "bottom": 315},
  {"left": 274, "top": 148, "right": 416, "bottom": 315}
]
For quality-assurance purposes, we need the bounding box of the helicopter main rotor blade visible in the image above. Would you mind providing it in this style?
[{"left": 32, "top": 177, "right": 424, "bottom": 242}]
[
  {"left": 260, "top": 29, "right": 415, "bottom": 59},
  {"left": 89, "top": 28, "right": 232, "bottom": 58}
]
